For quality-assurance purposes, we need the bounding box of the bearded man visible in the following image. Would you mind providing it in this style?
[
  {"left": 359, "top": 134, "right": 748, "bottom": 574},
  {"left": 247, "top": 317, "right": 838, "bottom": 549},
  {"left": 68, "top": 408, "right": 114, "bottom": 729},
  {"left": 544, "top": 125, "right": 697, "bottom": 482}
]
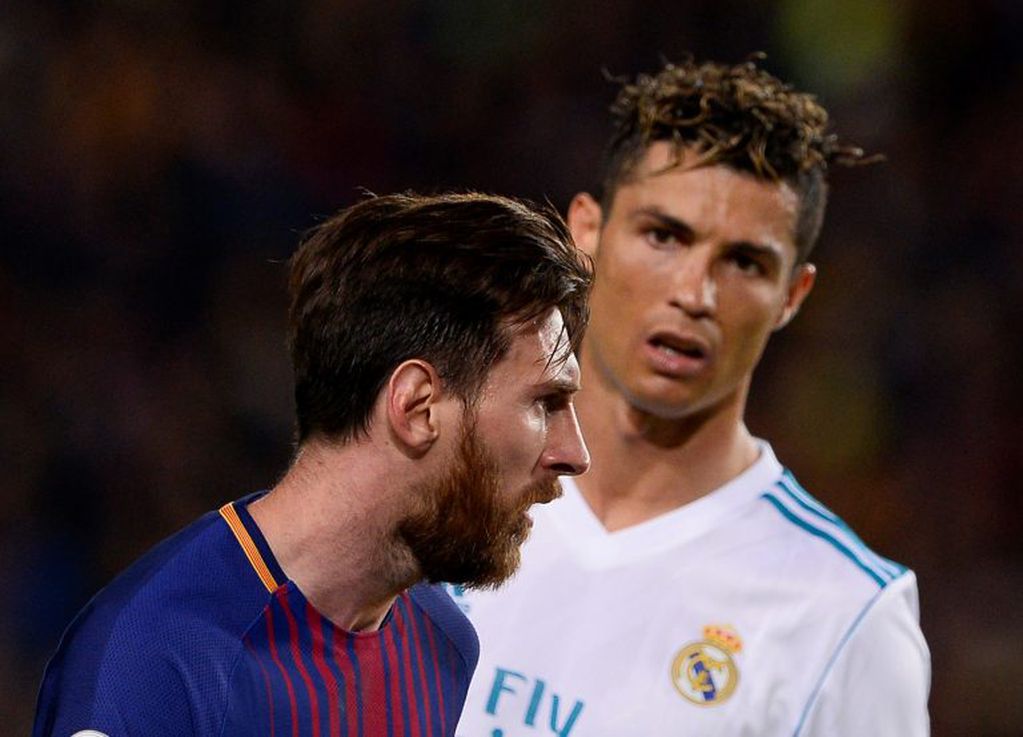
[{"left": 34, "top": 192, "right": 592, "bottom": 737}]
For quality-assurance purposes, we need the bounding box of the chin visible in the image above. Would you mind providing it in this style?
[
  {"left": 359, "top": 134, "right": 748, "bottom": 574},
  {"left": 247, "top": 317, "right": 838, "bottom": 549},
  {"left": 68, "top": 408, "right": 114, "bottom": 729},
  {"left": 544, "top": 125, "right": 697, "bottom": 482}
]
[
  {"left": 624, "top": 383, "right": 743, "bottom": 426},
  {"left": 622, "top": 382, "right": 704, "bottom": 419}
]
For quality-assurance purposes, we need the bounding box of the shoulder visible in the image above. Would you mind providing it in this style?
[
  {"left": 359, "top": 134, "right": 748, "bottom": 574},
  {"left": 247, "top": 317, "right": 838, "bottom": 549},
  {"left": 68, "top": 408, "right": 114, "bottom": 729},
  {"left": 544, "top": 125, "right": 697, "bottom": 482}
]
[
  {"left": 34, "top": 506, "right": 273, "bottom": 736},
  {"left": 750, "top": 471, "right": 930, "bottom": 734},
  {"left": 409, "top": 582, "right": 480, "bottom": 674},
  {"left": 753, "top": 469, "right": 908, "bottom": 595},
  {"left": 796, "top": 571, "right": 931, "bottom": 735}
]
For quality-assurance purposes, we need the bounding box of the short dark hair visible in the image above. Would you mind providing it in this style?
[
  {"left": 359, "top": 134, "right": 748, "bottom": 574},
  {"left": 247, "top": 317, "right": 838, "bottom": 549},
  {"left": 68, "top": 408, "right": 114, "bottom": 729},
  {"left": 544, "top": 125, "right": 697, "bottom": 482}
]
[
  {"left": 599, "top": 56, "right": 875, "bottom": 261},
  {"left": 288, "top": 191, "right": 592, "bottom": 444}
]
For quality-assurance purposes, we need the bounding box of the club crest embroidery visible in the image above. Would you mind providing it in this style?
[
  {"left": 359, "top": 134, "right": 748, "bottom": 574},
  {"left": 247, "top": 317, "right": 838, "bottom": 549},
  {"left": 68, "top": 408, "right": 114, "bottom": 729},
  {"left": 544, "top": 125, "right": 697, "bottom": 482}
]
[{"left": 671, "top": 624, "right": 742, "bottom": 706}]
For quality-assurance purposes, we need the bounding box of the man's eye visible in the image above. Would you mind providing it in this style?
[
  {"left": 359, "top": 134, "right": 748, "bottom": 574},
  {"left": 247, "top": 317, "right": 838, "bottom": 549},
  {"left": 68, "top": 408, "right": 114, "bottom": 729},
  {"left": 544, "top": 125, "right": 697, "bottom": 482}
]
[
  {"left": 539, "top": 394, "right": 569, "bottom": 412},
  {"left": 730, "top": 252, "right": 765, "bottom": 275},
  {"left": 645, "top": 228, "right": 678, "bottom": 248}
]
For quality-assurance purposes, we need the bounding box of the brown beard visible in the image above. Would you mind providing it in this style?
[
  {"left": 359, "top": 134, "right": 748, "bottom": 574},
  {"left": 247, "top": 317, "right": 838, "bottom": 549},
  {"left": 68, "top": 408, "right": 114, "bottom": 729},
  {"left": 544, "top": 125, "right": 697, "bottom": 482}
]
[{"left": 397, "top": 421, "right": 559, "bottom": 589}]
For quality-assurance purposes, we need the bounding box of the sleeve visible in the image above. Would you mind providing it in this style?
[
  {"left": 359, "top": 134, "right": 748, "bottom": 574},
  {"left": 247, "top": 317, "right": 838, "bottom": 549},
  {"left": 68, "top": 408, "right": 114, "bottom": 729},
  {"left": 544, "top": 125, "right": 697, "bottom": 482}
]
[
  {"left": 33, "top": 622, "right": 198, "bottom": 737},
  {"left": 798, "top": 571, "right": 931, "bottom": 737}
]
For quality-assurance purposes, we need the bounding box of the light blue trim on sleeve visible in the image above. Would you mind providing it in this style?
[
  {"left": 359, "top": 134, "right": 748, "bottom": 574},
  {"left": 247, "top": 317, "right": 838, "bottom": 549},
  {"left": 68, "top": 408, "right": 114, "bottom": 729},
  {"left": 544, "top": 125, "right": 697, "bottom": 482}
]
[{"left": 791, "top": 570, "right": 911, "bottom": 736}]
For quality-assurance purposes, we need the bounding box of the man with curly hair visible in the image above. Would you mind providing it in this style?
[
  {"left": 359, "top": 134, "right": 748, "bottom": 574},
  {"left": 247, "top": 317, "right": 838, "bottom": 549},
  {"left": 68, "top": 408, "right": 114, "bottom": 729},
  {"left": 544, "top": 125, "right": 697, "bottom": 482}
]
[{"left": 453, "top": 58, "right": 930, "bottom": 736}]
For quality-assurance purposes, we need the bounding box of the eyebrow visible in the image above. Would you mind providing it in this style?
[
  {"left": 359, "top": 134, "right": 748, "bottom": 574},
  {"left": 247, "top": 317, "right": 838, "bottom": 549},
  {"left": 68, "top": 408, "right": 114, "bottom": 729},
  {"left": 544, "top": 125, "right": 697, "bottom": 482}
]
[
  {"left": 633, "top": 207, "right": 695, "bottom": 241},
  {"left": 534, "top": 375, "right": 581, "bottom": 395},
  {"left": 633, "top": 207, "right": 786, "bottom": 267}
]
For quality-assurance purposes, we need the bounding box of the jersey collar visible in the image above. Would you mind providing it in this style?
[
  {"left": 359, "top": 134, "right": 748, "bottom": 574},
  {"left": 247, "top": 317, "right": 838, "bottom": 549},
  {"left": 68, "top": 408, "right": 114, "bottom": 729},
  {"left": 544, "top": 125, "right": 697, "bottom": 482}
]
[{"left": 546, "top": 440, "right": 784, "bottom": 567}]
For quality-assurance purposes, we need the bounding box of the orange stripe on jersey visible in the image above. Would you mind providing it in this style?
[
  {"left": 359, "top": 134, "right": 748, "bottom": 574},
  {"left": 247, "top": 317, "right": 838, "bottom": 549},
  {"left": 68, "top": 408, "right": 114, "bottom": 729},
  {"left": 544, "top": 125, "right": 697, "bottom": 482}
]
[{"left": 219, "top": 502, "right": 279, "bottom": 593}]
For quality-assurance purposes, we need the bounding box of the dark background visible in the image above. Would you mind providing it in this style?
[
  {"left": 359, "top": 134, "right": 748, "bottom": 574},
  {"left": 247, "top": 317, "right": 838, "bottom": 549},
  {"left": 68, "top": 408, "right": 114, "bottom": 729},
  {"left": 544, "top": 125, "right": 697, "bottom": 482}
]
[{"left": 2, "top": 1, "right": 1021, "bottom": 734}]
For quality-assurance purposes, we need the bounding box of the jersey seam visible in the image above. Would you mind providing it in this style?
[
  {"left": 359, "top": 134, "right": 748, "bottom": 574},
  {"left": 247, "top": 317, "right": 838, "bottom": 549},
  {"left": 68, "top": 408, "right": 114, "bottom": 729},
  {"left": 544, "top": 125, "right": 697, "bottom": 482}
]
[
  {"left": 410, "top": 588, "right": 477, "bottom": 674},
  {"left": 84, "top": 517, "right": 225, "bottom": 723},
  {"left": 792, "top": 569, "right": 910, "bottom": 736},
  {"left": 216, "top": 596, "right": 280, "bottom": 737}
]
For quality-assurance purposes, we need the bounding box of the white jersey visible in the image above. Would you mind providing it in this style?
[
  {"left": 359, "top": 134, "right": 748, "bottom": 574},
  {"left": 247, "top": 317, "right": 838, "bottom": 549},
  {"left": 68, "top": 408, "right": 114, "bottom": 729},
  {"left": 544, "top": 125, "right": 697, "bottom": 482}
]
[{"left": 451, "top": 442, "right": 930, "bottom": 737}]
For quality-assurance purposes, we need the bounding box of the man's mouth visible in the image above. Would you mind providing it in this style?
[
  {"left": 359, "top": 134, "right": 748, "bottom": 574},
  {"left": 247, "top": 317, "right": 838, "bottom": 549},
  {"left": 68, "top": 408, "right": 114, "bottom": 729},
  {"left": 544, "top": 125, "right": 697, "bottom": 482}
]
[
  {"left": 645, "top": 332, "right": 711, "bottom": 376},
  {"left": 650, "top": 337, "right": 706, "bottom": 359}
]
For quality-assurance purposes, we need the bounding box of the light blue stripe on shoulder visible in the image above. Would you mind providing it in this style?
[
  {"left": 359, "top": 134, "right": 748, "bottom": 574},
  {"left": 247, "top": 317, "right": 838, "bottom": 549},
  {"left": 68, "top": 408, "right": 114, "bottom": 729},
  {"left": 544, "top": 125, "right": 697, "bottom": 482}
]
[
  {"left": 878, "top": 555, "right": 908, "bottom": 576},
  {"left": 776, "top": 474, "right": 903, "bottom": 580},
  {"left": 761, "top": 492, "right": 887, "bottom": 588},
  {"left": 780, "top": 469, "right": 839, "bottom": 523}
]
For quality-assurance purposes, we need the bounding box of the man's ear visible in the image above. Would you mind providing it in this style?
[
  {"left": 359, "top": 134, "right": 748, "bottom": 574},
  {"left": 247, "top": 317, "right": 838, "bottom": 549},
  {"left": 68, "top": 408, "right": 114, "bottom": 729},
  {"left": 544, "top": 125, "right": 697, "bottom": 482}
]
[
  {"left": 567, "top": 192, "right": 603, "bottom": 259},
  {"left": 386, "top": 360, "right": 443, "bottom": 458},
  {"left": 774, "top": 263, "right": 817, "bottom": 331}
]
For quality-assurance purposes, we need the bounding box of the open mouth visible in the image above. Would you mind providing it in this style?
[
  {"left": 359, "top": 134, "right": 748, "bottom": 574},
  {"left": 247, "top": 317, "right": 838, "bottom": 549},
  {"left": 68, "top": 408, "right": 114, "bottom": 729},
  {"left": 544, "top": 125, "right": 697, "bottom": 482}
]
[
  {"left": 645, "top": 332, "right": 711, "bottom": 377},
  {"left": 650, "top": 337, "right": 706, "bottom": 360},
  {"left": 649, "top": 332, "right": 709, "bottom": 360}
]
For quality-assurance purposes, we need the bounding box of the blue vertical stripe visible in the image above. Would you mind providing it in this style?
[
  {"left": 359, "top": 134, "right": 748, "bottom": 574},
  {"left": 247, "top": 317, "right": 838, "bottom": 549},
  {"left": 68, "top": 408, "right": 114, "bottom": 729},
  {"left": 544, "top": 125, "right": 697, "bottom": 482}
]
[
  {"left": 293, "top": 594, "right": 330, "bottom": 734},
  {"left": 346, "top": 631, "right": 365, "bottom": 737},
  {"left": 391, "top": 617, "right": 413, "bottom": 737},
  {"left": 409, "top": 600, "right": 442, "bottom": 732},
  {"left": 397, "top": 597, "right": 430, "bottom": 736},
  {"left": 322, "top": 619, "right": 350, "bottom": 737},
  {"left": 378, "top": 631, "right": 396, "bottom": 737}
]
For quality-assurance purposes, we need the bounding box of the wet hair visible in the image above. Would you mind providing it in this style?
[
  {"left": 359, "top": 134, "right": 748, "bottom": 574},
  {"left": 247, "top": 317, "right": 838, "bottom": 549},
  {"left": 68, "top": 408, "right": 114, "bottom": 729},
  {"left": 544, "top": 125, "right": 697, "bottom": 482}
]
[
  {"left": 288, "top": 191, "right": 592, "bottom": 444},
  {"left": 599, "top": 55, "right": 876, "bottom": 261}
]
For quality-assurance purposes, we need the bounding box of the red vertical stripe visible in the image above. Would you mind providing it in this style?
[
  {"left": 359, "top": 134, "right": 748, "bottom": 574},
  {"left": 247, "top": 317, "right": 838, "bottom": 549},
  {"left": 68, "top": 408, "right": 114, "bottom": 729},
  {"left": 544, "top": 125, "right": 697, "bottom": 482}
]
[
  {"left": 245, "top": 635, "right": 277, "bottom": 737},
  {"left": 422, "top": 614, "right": 447, "bottom": 737},
  {"left": 306, "top": 604, "right": 342, "bottom": 736},
  {"left": 396, "top": 601, "right": 423, "bottom": 737},
  {"left": 353, "top": 636, "right": 387, "bottom": 737},
  {"left": 383, "top": 620, "right": 406, "bottom": 737},
  {"left": 266, "top": 606, "right": 301, "bottom": 737},
  {"left": 328, "top": 630, "right": 360, "bottom": 736},
  {"left": 279, "top": 591, "right": 322, "bottom": 737}
]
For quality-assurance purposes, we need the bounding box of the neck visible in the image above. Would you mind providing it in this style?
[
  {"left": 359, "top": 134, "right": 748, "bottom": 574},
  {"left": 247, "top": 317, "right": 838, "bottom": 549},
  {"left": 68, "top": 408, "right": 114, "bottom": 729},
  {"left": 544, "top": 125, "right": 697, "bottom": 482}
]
[
  {"left": 248, "top": 439, "right": 421, "bottom": 632},
  {"left": 574, "top": 362, "right": 759, "bottom": 531}
]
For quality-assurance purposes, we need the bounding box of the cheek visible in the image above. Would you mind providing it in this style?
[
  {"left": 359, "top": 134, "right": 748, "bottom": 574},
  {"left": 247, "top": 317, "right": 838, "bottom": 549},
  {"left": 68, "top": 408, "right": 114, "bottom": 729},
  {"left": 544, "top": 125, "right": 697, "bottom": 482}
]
[
  {"left": 590, "top": 246, "right": 662, "bottom": 332},
  {"left": 486, "top": 409, "right": 547, "bottom": 476},
  {"left": 719, "top": 289, "right": 785, "bottom": 360}
]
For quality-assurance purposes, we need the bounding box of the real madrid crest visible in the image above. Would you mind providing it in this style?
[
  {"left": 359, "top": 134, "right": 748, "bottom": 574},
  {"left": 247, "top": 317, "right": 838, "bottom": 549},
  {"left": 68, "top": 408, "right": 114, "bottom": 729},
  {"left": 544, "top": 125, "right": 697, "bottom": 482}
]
[{"left": 670, "top": 624, "right": 742, "bottom": 706}]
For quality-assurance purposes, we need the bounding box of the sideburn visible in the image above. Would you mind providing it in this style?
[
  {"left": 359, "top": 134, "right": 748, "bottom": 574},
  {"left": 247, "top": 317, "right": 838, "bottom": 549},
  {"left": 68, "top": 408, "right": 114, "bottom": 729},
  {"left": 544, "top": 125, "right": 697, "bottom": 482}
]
[{"left": 397, "top": 421, "right": 556, "bottom": 590}]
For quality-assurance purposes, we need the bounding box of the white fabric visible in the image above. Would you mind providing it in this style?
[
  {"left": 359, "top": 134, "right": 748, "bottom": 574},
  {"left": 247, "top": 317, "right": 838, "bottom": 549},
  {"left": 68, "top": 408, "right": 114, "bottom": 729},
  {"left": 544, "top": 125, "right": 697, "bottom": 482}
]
[{"left": 451, "top": 442, "right": 930, "bottom": 736}]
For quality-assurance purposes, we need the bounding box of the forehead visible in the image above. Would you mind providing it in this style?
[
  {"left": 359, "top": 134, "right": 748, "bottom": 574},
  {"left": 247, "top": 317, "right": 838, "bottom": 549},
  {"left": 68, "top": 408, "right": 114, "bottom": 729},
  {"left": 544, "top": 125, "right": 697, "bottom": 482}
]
[
  {"left": 489, "top": 308, "right": 579, "bottom": 387},
  {"left": 614, "top": 142, "right": 800, "bottom": 251}
]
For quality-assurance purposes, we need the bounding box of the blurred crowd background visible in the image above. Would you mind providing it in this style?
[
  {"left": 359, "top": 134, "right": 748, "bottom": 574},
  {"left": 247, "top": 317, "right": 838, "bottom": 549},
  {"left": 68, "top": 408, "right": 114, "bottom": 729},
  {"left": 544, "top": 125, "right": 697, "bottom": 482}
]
[{"left": 2, "top": 1, "right": 1021, "bottom": 733}]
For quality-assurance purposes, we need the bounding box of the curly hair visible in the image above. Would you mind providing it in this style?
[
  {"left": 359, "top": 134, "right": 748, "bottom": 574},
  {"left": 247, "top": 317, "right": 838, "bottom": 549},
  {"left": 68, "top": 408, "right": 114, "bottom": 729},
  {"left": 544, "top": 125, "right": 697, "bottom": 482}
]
[{"left": 599, "top": 56, "right": 876, "bottom": 261}]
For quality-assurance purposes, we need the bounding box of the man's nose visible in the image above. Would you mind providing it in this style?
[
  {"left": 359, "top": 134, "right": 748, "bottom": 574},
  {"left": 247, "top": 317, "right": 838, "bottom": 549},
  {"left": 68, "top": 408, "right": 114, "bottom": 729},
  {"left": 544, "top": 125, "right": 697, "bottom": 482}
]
[
  {"left": 671, "top": 250, "right": 717, "bottom": 318},
  {"left": 543, "top": 406, "right": 590, "bottom": 477}
]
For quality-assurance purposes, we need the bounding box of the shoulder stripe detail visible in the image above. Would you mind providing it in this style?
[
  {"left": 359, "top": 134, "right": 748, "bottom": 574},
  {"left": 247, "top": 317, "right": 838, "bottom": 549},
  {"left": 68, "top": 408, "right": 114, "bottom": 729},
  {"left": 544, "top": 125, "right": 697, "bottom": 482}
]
[
  {"left": 780, "top": 470, "right": 840, "bottom": 523},
  {"left": 761, "top": 492, "right": 888, "bottom": 588},
  {"left": 775, "top": 478, "right": 903, "bottom": 580},
  {"left": 219, "top": 502, "right": 279, "bottom": 593}
]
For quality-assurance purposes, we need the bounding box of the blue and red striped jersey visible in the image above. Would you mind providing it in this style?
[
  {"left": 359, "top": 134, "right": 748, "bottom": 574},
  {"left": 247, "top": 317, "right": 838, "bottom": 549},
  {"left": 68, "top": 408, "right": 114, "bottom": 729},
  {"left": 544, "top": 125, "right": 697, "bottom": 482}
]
[{"left": 34, "top": 492, "right": 479, "bottom": 737}]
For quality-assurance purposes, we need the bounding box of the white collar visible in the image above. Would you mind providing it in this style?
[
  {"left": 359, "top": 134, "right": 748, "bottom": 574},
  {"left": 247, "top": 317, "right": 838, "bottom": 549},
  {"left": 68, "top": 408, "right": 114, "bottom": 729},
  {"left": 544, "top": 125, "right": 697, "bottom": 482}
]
[{"left": 542, "top": 440, "right": 783, "bottom": 568}]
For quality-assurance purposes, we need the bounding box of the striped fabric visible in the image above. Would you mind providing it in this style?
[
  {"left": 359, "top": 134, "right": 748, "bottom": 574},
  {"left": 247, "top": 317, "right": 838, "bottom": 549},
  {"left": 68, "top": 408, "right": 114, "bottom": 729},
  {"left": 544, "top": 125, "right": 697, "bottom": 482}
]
[
  {"left": 761, "top": 470, "right": 906, "bottom": 588},
  {"left": 33, "top": 491, "right": 477, "bottom": 737},
  {"left": 231, "top": 587, "right": 466, "bottom": 737},
  {"left": 221, "top": 499, "right": 474, "bottom": 737}
]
